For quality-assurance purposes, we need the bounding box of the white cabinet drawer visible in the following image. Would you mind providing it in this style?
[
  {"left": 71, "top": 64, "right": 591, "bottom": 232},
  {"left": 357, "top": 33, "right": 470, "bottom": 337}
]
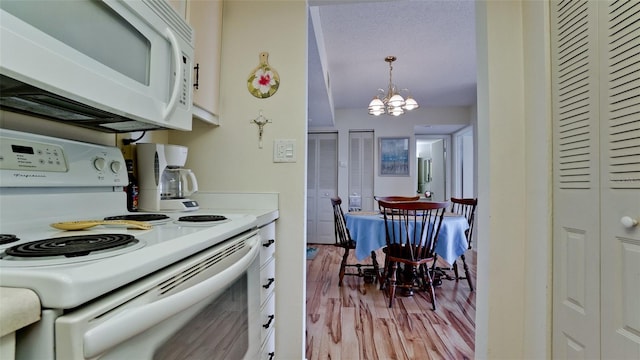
[
  {"left": 260, "top": 258, "right": 275, "bottom": 304},
  {"left": 260, "top": 327, "right": 275, "bottom": 360},
  {"left": 259, "top": 293, "right": 275, "bottom": 342}
]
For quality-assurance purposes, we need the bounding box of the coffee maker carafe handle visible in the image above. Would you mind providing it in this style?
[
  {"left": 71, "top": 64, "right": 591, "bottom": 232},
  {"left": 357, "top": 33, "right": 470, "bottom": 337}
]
[{"left": 181, "top": 169, "right": 198, "bottom": 196}]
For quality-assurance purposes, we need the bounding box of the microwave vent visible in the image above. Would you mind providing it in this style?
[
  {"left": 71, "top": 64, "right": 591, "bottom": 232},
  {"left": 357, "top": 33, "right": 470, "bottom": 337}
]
[{"left": 143, "top": 0, "right": 193, "bottom": 46}]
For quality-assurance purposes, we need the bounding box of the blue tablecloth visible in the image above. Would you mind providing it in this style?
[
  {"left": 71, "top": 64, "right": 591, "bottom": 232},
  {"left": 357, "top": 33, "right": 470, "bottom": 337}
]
[{"left": 344, "top": 212, "right": 469, "bottom": 265}]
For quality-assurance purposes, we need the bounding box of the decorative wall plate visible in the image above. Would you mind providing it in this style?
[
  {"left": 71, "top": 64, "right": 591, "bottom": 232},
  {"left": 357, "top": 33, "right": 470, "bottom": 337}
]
[{"left": 247, "top": 52, "right": 279, "bottom": 98}]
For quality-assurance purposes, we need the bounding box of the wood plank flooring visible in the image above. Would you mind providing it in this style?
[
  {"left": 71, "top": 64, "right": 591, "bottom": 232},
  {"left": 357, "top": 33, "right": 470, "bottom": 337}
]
[{"left": 306, "top": 245, "right": 476, "bottom": 360}]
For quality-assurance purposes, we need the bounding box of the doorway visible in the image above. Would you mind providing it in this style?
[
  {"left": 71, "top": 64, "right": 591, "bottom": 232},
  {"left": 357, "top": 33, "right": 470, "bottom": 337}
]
[
  {"left": 306, "top": 132, "right": 338, "bottom": 244},
  {"left": 415, "top": 135, "right": 451, "bottom": 202}
]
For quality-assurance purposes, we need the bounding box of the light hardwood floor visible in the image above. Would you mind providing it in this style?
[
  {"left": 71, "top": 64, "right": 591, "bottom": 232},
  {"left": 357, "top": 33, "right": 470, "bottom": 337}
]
[{"left": 306, "top": 244, "right": 476, "bottom": 360}]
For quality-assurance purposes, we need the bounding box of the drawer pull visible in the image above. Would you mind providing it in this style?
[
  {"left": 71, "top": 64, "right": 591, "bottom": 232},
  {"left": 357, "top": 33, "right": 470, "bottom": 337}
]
[
  {"left": 263, "top": 314, "right": 275, "bottom": 329},
  {"left": 262, "top": 239, "right": 275, "bottom": 247},
  {"left": 268, "top": 352, "right": 275, "bottom": 360},
  {"left": 262, "top": 278, "right": 275, "bottom": 289}
]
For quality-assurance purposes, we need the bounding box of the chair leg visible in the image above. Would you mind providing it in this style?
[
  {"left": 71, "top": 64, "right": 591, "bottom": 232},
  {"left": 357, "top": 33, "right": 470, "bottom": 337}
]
[
  {"left": 453, "top": 261, "right": 460, "bottom": 282},
  {"left": 370, "top": 251, "right": 382, "bottom": 285},
  {"left": 380, "top": 254, "right": 390, "bottom": 290},
  {"left": 339, "top": 247, "right": 350, "bottom": 287},
  {"left": 423, "top": 264, "right": 437, "bottom": 311},
  {"left": 460, "top": 254, "right": 474, "bottom": 291},
  {"left": 387, "top": 262, "right": 398, "bottom": 308}
]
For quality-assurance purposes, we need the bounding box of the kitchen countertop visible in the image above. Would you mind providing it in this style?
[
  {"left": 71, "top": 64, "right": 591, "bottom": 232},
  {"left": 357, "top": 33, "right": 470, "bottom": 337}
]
[
  {"left": 0, "top": 287, "right": 40, "bottom": 337},
  {"left": 191, "top": 192, "right": 280, "bottom": 227}
]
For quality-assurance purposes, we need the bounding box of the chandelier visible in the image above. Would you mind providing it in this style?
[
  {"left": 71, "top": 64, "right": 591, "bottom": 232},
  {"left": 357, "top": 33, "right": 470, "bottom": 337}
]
[{"left": 368, "top": 56, "right": 419, "bottom": 116}]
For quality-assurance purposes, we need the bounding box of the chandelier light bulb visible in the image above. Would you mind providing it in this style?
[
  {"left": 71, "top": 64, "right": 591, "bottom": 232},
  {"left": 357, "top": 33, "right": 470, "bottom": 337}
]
[
  {"left": 403, "top": 96, "right": 419, "bottom": 111},
  {"left": 367, "top": 55, "right": 419, "bottom": 116},
  {"left": 368, "top": 96, "right": 384, "bottom": 111},
  {"left": 388, "top": 94, "right": 405, "bottom": 108},
  {"left": 389, "top": 107, "right": 405, "bottom": 116}
]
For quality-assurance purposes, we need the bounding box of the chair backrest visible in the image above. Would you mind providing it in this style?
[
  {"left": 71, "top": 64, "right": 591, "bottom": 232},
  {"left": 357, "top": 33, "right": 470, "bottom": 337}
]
[
  {"left": 450, "top": 197, "right": 477, "bottom": 248},
  {"left": 374, "top": 195, "right": 420, "bottom": 210},
  {"left": 330, "top": 197, "right": 352, "bottom": 247},
  {"left": 378, "top": 200, "right": 448, "bottom": 263}
]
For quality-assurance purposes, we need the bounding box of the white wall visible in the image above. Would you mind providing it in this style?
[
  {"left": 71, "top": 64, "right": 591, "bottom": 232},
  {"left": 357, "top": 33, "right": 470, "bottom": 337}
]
[
  {"left": 168, "top": 1, "right": 308, "bottom": 358},
  {"left": 312, "top": 106, "right": 469, "bottom": 206},
  {"left": 475, "top": 0, "right": 552, "bottom": 358}
]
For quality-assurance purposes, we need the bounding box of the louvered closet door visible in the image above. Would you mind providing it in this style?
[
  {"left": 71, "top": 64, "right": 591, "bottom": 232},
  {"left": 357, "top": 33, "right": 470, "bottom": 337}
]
[
  {"left": 348, "top": 131, "right": 374, "bottom": 211},
  {"left": 552, "top": 1, "right": 640, "bottom": 358},
  {"left": 551, "top": 0, "right": 601, "bottom": 357},
  {"left": 598, "top": 0, "right": 640, "bottom": 357},
  {"left": 306, "top": 133, "right": 338, "bottom": 244}
]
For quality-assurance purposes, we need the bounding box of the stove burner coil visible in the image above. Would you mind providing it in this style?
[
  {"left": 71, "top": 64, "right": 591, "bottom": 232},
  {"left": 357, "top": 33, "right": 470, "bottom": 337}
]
[
  {"left": 177, "top": 215, "right": 227, "bottom": 222},
  {"left": 4, "top": 234, "right": 138, "bottom": 258},
  {"left": 105, "top": 214, "right": 170, "bottom": 222},
  {"left": 0, "top": 234, "right": 20, "bottom": 245}
]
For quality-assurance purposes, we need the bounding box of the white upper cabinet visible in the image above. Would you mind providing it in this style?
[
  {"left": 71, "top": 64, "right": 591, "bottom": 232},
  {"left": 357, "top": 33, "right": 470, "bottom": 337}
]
[
  {"left": 188, "top": 0, "right": 222, "bottom": 125},
  {"left": 168, "top": 0, "right": 222, "bottom": 125}
]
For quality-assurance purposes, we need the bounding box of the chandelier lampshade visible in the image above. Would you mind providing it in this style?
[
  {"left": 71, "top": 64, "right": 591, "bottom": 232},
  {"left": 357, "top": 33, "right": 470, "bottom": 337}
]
[{"left": 367, "top": 56, "right": 419, "bottom": 116}]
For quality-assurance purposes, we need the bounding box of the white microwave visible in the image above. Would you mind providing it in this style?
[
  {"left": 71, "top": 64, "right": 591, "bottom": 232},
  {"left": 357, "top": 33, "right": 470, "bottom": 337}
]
[{"left": 0, "top": 0, "right": 194, "bottom": 133}]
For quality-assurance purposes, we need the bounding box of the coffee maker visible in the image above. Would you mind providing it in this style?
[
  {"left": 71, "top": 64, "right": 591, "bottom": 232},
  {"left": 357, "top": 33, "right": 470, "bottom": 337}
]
[{"left": 136, "top": 143, "right": 199, "bottom": 212}]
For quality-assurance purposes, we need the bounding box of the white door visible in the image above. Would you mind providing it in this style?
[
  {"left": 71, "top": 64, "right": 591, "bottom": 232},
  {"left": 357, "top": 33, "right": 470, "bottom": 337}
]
[
  {"left": 552, "top": 1, "right": 640, "bottom": 358},
  {"left": 348, "top": 131, "right": 374, "bottom": 211},
  {"left": 307, "top": 132, "right": 338, "bottom": 244},
  {"left": 598, "top": 0, "right": 640, "bottom": 357},
  {"left": 551, "top": 1, "right": 601, "bottom": 356}
]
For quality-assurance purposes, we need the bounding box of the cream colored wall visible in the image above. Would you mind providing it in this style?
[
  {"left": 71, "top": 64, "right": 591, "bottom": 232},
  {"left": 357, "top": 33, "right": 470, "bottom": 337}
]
[
  {"left": 475, "top": 0, "right": 551, "bottom": 358},
  {"left": 168, "top": 0, "right": 307, "bottom": 358},
  {"left": 522, "top": 0, "right": 552, "bottom": 357}
]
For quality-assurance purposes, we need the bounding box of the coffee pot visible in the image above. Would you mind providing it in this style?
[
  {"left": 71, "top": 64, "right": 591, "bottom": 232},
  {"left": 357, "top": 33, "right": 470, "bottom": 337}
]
[
  {"left": 161, "top": 167, "right": 198, "bottom": 200},
  {"left": 136, "top": 143, "right": 200, "bottom": 212}
]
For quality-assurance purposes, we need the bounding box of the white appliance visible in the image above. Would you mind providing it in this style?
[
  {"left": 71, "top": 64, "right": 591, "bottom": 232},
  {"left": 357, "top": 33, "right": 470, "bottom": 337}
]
[
  {"left": 0, "top": 0, "right": 194, "bottom": 133},
  {"left": 137, "top": 143, "right": 200, "bottom": 212},
  {"left": 0, "top": 129, "right": 263, "bottom": 359}
]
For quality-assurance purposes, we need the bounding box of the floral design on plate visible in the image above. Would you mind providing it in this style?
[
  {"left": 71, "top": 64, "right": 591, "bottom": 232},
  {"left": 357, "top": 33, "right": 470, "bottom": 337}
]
[{"left": 247, "top": 52, "right": 280, "bottom": 98}]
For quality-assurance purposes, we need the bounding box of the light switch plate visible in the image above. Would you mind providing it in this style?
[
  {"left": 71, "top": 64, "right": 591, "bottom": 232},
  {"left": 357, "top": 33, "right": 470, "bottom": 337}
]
[{"left": 273, "top": 139, "right": 296, "bottom": 163}]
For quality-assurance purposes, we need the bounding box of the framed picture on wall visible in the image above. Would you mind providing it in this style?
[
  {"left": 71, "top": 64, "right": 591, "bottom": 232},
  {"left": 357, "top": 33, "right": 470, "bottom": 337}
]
[{"left": 379, "top": 137, "right": 410, "bottom": 176}]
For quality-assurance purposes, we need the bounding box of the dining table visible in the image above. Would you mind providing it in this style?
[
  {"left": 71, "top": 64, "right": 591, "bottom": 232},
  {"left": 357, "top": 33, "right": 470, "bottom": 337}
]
[{"left": 344, "top": 211, "right": 470, "bottom": 266}]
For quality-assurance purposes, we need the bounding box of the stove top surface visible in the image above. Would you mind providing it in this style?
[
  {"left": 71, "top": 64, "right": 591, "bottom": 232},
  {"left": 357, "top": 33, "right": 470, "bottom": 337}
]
[{"left": 0, "top": 207, "right": 257, "bottom": 308}]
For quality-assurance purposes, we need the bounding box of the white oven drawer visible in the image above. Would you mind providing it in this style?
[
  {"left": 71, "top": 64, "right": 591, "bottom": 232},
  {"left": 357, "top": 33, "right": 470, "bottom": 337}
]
[
  {"left": 260, "top": 293, "right": 276, "bottom": 342},
  {"left": 260, "top": 257, "right": 276, "bottom": 304}
]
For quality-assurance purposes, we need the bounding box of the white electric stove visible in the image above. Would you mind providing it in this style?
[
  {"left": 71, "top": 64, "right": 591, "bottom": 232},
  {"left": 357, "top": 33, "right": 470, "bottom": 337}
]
[{"left": 0, "top": 129, "right": 262, "bottom": 359}]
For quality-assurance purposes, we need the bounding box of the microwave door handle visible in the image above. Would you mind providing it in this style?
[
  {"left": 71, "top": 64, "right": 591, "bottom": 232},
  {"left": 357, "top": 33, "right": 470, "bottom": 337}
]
[
  {"left": 82, "top": 237, "right": 260, "bottom": 358},
  {"left": 163, "top": 28, "right": 181, "bottom": 119}
]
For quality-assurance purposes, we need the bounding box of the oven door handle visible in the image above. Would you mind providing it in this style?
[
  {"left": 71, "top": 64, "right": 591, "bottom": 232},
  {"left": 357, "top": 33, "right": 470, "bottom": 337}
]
[{"left": 82, "top": 236, "right": 260, "bottom": 358}]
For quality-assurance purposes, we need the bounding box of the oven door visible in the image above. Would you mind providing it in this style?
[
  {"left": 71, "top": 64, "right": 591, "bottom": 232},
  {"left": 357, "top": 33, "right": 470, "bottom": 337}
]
[{"left": 53, "top": 231, "right": 261, "bottom": 360}]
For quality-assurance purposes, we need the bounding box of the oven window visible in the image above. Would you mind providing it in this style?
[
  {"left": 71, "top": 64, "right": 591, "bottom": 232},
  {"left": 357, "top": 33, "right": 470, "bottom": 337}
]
[{"left": 153, "top": 274, "right": 249, "bottom": 360}]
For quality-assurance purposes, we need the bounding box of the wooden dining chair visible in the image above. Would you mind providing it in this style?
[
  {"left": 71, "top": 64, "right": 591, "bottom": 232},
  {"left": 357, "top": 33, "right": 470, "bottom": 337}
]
[
  {"left": 378, "top": 200, "right": 448, "bottom": 309},
  {"left": 449, "top": 197, "right": 477, "bottom": 291},
  {"left": 374, "top": 195, "right": 420, "bottom": 208},
  {"left": 330, "top": 197, "right": 380, "bottom": 286},
  {"left": 373, "top": 195, "right": 421, "bottom": 289}
]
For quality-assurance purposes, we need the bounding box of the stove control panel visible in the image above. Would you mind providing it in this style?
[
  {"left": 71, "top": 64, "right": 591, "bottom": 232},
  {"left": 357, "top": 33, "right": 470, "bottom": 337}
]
[
  {"left": 0, "top": 129, "right": 127, "bottom": 187},
  {"left": 0, "top": 137, "right": 68, "bottom": 172}
]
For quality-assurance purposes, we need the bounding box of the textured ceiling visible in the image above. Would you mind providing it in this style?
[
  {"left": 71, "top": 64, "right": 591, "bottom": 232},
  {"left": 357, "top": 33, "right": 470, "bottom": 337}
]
[{"left": 308, "top": 0, "right": 477, "bottom": 131}]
